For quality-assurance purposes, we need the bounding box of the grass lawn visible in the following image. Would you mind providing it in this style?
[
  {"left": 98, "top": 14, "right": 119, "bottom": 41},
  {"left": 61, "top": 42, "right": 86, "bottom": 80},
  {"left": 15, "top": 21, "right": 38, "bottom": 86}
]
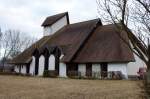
[{"left": 0, "top": 75, "right": 145, "bottom": 99}]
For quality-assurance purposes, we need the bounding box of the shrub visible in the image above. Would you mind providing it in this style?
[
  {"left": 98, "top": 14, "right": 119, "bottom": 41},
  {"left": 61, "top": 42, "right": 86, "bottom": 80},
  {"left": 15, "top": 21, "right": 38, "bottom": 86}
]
[
  {"left": 92, "top": 72, "right": 101, "bottom": 79},
  {"left": 111, "top": 71, "right": 124, "bottom": 80},
  {"left": 43, "top": 70, "right": 49, "bottom": 77},
  {"left": 43, "top": 70, "right": 58, "bottom": 78},
  {"left": 67, "top": 71, "right": 81, "bottom": 79}
]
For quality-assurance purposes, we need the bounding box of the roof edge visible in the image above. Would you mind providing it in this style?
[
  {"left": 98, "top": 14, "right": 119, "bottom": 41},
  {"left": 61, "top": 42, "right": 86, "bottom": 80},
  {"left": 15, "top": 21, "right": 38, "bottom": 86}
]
[{"left": 41, "top": 12, "right": 69, "bottom": 27}]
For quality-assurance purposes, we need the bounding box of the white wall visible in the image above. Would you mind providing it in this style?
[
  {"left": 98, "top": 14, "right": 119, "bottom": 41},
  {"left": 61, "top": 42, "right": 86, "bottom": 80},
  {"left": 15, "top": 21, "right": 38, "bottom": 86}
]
[
  {"left": 21, "top": 65, "right": 26, "bottom": 74},
  {"left": 92, "top": 64, "right": 101, "bottom": 72},
  {"left": 59, "top": 63, "right": 67, "bottom": 77},
  {"left": 108, "top": 63, "right": 128, "bottom": 79},
  {"left": 92, "top": 64, "right": 101, "bottom": 78},
  {"left": 38, "top": 55, "right": 45, "bottom": 76},
  {"left": 59, "top": 55, "right": 67, "bottom": 77},
  {"left": 78, "top": 64, "right": 86, "bottom": 77},
  {"left": 14, "top": 65, "right": 26, "bottom": 74},
  {"left": 43, "top": 16, "right": 68, "bottom": 36},
  {"left": 127, "top": 54, "right": 146, "bottom": 76},
  {"left": 30, "top": 56, "right": 35, "bottom": 75},
  {"left": 14, "top": 66, "right": 19, "bottom": 73},
  {"left": 127, "top": 41, "right": 146, "bottom": 76},
  {"left": 43, "top": 26, "right": 52, "bottom": 36},
  {"left": 49, "top": 55, "right": 55, "bottom": 70}
]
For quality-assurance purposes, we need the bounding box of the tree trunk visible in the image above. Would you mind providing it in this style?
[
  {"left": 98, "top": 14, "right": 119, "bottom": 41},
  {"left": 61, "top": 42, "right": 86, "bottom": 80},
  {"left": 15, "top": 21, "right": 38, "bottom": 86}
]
[{"left": 146, "top": 61, "right": 150, "bottom": 87}]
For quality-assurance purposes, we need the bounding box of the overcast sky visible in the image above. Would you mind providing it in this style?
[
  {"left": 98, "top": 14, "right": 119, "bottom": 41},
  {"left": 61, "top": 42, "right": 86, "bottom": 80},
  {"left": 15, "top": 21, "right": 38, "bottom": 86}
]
[{"left": 0, "top": 0, "right": 98, "bottom": 38}]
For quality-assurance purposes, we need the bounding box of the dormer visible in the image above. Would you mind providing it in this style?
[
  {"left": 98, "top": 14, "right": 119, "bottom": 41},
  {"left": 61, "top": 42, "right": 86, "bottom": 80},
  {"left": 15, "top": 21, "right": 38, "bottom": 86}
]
[{"left": 42, "top": 12, "right": 70, "bottom": 36}]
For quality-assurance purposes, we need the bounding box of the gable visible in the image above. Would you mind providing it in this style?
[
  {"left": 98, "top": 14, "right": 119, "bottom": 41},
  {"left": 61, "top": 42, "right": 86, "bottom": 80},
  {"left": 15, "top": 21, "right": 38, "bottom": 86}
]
[{"left": 72, "top": 24, "right": 135, "bottom": 63}]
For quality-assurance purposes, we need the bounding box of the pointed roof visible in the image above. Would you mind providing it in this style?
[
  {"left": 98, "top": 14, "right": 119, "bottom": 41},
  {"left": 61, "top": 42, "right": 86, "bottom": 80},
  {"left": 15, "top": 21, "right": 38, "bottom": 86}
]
[
  {"left": 9, "top": 18, "right": 134, "bottom": 64},
  {"left": 41, "top": 12, "right": 69, "bottom": 26},
  {"left": 72, "top": 24, "right": 135, "bottom": 63},
  {"left": 9, "top": 19, "right": 101, "bottom": 64}
]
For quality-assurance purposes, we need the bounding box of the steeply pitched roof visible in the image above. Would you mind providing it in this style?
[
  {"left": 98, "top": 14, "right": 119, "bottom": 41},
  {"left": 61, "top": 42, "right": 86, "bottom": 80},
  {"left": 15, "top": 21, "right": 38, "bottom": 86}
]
[
  {"left": 72, "top": 24, "right": 135, "bottom": 63},
  {"left": 43, "top": 19, "right": 101, "bottom": 62},
  {"left": 9, "top": 19, "right": 134, "bottom": 64},
  {"left": 10, "top": 19, "right": 100, "bottom": 64},
  {"left": 41, "top": 12, "right": 69, "bottom": 26}
]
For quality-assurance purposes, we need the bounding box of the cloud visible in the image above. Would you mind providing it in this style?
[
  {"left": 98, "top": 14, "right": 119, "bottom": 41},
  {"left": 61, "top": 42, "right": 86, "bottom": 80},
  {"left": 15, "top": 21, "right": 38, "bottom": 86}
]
[{"left": 0, "top": 0, "right": 98, "bottom": 38}]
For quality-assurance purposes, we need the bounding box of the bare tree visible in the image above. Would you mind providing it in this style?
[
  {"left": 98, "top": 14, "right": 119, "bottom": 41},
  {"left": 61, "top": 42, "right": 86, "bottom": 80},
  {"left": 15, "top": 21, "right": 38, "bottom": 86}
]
[
  {"left": 97, "top": 0, "right": 150, "bottom": 69},
  {"left": 1, "top": 29, "right": 36, "bottom": 70},
  {"left": 0, "top": 28, "right": 2, "bottom": 57}
]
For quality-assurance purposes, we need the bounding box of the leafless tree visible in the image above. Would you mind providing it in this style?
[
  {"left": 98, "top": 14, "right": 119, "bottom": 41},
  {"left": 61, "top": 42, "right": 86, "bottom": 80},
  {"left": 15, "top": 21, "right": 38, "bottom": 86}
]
[
  {"left": 0, "top": 28, "right": 2, "bottom": 57},
  {"left": 97, "top": 0, "right": 150, "bottom": 70},
  {"left": 1, "top": 29, "right": 36, "bottom": 70}
]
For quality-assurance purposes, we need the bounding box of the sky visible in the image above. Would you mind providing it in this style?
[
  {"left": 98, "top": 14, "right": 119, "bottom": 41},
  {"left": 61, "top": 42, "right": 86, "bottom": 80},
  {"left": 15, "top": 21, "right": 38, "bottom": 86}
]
[{"left": 0, "top": 0, "right": 99, "bottom": 39}]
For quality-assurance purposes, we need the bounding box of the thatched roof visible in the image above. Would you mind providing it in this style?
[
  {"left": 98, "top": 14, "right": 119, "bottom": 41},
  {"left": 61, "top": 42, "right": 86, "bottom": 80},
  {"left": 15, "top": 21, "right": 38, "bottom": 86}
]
[
  {"left": 73, "top": 24, "right": 135, "bottom": 63},
  {"left": 9, "top": 18, "right": 134, "bottom": 64}
]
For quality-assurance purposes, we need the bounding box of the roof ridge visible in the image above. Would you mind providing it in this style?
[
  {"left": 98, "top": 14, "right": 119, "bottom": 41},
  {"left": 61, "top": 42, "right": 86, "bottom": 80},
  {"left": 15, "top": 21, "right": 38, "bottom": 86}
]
[
  {"left": 68, "top": 18, "right": 101, "bottom": 26},
  {"left": 62, "top": 19, "right": 101, "bottom": 62}
]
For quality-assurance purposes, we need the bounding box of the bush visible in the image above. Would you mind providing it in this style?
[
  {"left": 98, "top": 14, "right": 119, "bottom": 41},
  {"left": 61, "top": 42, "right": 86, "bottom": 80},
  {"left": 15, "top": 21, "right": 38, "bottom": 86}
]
[
  {"left": 92, "top": 72, "right": 101, "bottom": 79},
  {"left": 43, "top": 70, "right": 58, "bottom": 78},
  {"left": 67, "top": 71, "right": 80, "bottom": 79},
  {"left": 111, "top": 71, "right": 124, "bottom": 80},
  {"left": 43, "top": 70, "right": 49, "bottom": 77}
]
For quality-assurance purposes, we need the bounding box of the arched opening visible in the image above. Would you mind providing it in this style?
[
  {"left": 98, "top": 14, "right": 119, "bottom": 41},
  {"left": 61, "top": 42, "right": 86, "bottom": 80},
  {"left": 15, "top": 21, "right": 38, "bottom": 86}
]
[
  {"left": 42, "top": 46, "right": 62, "bottom": 76},
  {"left": 38, "top": 55, "right": 45, "bottom": 76},
  {"left": 49, "top": 55, "right": 55, "bottom": 70},
  {"left": 30, "top": 56, "right": 36, "bottom": 75}
]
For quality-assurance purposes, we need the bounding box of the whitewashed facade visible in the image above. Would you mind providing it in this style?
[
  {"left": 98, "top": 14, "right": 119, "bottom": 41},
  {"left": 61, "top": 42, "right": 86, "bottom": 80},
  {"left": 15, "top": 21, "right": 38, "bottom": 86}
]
[
  {"left": 59, "top": 63, "right": 67, "bottom": 77},
  {"left": 20, "top": 65, "right": 26, "bottom": 74},
  {"left": 108, "top": 63, "right": 128, "bottom": 79},
  {"left": 29, "top": 56, "right": 35, "bottom": 75},
  {"left": 49, "top": 55, "right": 55, "bottom": 70},
  {"left": 43, "top": 16, "right": 68, "bottom": 36},
  {"left": 78, "top": 64, "right": 86, "bottom": 77},
  {"left": 127, "top": 54, "right": 146, "bottom": 76},
  {"left": 38, "top": 55, "right": 45, "bottom": 76},
  {"left": 14, "top": 66, "right": 19, "bottom": 73},
  {"left": 14, "top": 54, "right": 145, "bottom": 79}
]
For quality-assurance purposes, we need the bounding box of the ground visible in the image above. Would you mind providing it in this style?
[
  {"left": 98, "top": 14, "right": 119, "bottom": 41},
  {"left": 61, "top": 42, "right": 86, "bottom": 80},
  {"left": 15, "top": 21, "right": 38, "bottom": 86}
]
[{"left": 0, "top": 75, "right": 145, "bottom": 99}]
